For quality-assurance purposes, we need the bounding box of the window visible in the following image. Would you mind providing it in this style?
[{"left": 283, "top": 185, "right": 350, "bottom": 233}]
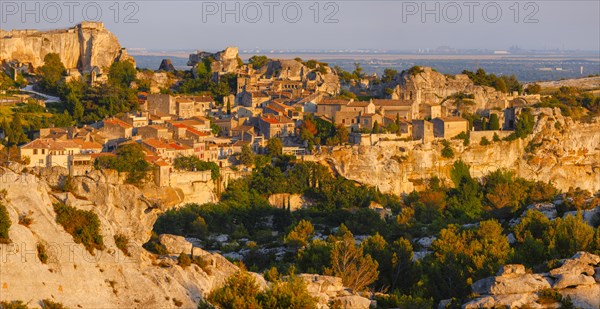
[
  {"left": 42, "top": 149, "right": 45, "bottom": 154},
  {"left": 33, "top": 149, "right": 38, "bottom": 155}
]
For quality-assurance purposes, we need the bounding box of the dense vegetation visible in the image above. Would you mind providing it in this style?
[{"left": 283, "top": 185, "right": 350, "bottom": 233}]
[
  {"left": 535, "top": 86, "right": 600, "bottom": 119},
  {"left": 173, "top": 156, "right": 220, "bottom": 180},
  {"left": 199, "top": 268, "right": 317, "bottom": 309},
  {"left": 94, "top": 143, "right": 151, "bottom": 184},
  {"left": 462, "top": 68, "right": 522, "bottom": 94},
  {"left": 148, "top": 152, "right": 600, "bottom": 306},
  {"left": 53, "top": 202, "right": 104, "bottom": 254}
]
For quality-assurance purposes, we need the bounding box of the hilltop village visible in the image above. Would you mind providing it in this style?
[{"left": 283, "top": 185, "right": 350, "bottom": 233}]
[
  {"left": 1, "top": 24, "right": 543, "bottom": 188},
  {"left": 2, "top": 22, "right": 600, "bottom": 309}
]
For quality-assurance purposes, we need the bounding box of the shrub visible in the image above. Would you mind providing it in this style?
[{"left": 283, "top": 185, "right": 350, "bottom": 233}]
[
  {"left": 453, "top": 132, "right": 469, "bottom": 146},
  {"left": 40, "top": 299, "right": 68, "bottom": 309},
  {"left": 143, "top": 232, "right": 168, "bottom": 255},
  {"left": 178, "top": 253, "right": 191, "bottom": 268},
  {"left": 0, "top": 203, "right": 12, "bottom": 244},
  {"left": 480, "top": 136, "right": 491, "bottom": 146},
  {"left": 53, "top": 203, "right": 104, "bottom": 254},
  {"left": 114, "top": 234, "right": 131, "bottom": 257},
  {"left": 441, "top": 145, "right": 454, "bottom": 159},
  {"left": 18, "top": 212, "right": 33, "bottom": 227},
  {"left": 493, "top": 133, "right": 501, "bottom": 142},
  {"left": 0, "top": 300, "right": 29, "bottom": 309},
  {"left": 37, "top": 243, "right": 48, "bottom": 264},
  {"left": 537, "top": 289, "right": 562, "bottom": 305}
]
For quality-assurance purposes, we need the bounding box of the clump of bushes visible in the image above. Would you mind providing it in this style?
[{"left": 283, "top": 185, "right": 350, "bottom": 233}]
[
  {"left": 480, "top": 136, "right": 491, "bottom": 146},
  {"left": 173, "top": 156, "right": 220, "bottom": 181},
  {"left": 53, "top": 203, "right": 104, "bottom": 254},
  {"left": 18, "top": 212, "right": 33, "bottom": 227},
  {"left": 0, "top": 300, "right": 29, "bottom": 309},
  {"left": 114, "top": 234, "right": 131, "bottom": 257},
  {"left": 40, "top": 299, "right": 68, "bottom": 309},
  {"left": 0, "top": 203, "right": 12, "bottom": 244},
  {"left": 441, "top": 140, "right": 454, "bottom": 158},
  {"left": 94, "top": 143, "right": 150, "bottom": 184},
  {"left": 178, "top": 252, "right": 191, "bottom": 267}
]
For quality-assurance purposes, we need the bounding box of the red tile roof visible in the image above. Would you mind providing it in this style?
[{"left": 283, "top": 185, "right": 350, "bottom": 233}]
[{"left": 104, "top": 118, "right": 133, "bottom": 129}]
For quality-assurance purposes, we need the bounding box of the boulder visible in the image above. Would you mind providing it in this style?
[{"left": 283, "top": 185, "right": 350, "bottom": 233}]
[
  {"left": 549, "top": 252, "right": 600, "bottom": 277},
  {"left": 552, "top": 274, "right": 596, "bottom": 289},
  {"left": 335, "top": 295, "right": 371, "bottom": 309},
  {"left": 594, "top": 267, "right": 600, "bottom": 283},
  {"left": 472, "top": 274, "right": 551, "bottom": 295},
  {"left": 559, "top": 284, "right": 600, "bottom": 309},
  {"left": 497, "top": 264, "right": 526, "bottom": 276},
  {"left": 159, "top": 234, "right": 193, "bottom": 254}
]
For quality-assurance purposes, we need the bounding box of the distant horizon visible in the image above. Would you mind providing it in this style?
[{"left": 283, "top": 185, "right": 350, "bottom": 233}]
[{"left": 1, "top": 1, "right": 599, "bottom": 52}]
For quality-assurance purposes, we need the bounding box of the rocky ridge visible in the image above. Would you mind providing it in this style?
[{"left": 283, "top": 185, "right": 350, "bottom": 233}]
[
  {"left": 462, "top": 252, "right": 600, "bottom": 308},
  {"left": 0, "top": 22, "right": 134, "bottom": 73},
  {"left": 0, "top": 167, "right": 368, "bottom": 308}
]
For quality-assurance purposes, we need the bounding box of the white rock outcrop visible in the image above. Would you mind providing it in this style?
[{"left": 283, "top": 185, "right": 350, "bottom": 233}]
[
  {"left": 463, "top": 252, "right": 600, "bottom": 309},
  {"left": 0, "top": 22, "right": 134, "bottom": 73}
]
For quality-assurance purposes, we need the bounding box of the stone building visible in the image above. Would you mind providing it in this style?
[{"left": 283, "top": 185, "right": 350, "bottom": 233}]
[
  {"left": 412, "top": 120, "right": 434, "bottom": 142},
  {"left": 432, "top": 116, "right": 469, "bottom": 139}
]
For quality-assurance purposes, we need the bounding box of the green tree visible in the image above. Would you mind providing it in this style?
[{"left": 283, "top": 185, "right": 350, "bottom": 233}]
[
  {"left": 335, "top": 125, "right": 349, "bottom": 145},
  {"left": 450, "top": 160, "right": 472, "bottom": 188},
  {"left": 553, "top": 213, "right": 595, "bottom": 258},
  {"left": 382, "top": 68, "right": 398, "bottom": 83},
  {"left": 173, "top": 156, "right": 220, "bottom": 180},
  {"left": 372, "top": 121, "right": 380, "bottom": 134},
  {"left": 427, "top": 220, "right": 510, "bottom": 300},
  {"left": 240, "top": 144, "right": 255, "bottom": 166},
  {"left": 327, "top": 225, "right": 379, "bottom": 292},
  {"left": 489, "top": 114, "right": 500, "bottom": 130},
  {"left": 266, "top": 138, "right": 283, "bottom": 156},
  {"left": 94, "top": 143, "right": 151, "bottom": 184},
  {"left": 108, "top": 61, "right": 137, "bottom": 88},
  {"left": 6, "top": 113, "right": 29, "bottom": 146},
  {"left": 39, "top": 53, "right": 66, "bottom": 93},
  {"left": 285, "top": 220, "right": 314, "bottom": 249},
  {"left": 515, "top": 109, "right": 535, "bottom": 138},
  {"left": 248, "top": 55, "right": 269, "bottom": 69}
]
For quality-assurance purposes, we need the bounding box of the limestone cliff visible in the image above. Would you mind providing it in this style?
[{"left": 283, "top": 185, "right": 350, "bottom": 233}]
[
  {"left": 321, "top": 108, "right": 600, "bottom": 195},
  {"left": 0, "top": 22, "right": 135, "bottom": 73},
  {"left": 0, "top": 168, "right": 236, "bottom": 308},
  {"left": 368, "top": 67, "right": 507, "bottom": 112}
]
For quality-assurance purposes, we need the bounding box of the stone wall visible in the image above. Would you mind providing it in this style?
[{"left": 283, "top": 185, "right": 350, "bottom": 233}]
[{"left": 469, "top": 130, "right": 512, "bottom": 144}]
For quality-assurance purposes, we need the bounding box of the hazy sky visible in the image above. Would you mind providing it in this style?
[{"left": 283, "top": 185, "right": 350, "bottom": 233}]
[{"left": 1, "top": 0, "right": 599, "bottom": 51}]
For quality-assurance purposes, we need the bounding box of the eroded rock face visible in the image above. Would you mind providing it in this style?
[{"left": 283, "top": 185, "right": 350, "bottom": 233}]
[
  {"left": 188, "top": 47, "right": 239, "bottom": 74},
  {"left": 0, "top": 168, "right": 256, "bottom": 308},
  {"left": 322, "top": 109, "right": 600, "bottom": 196},
  {"left": 0, "top": 22, "right": 134, "bottom": 73},
  {"left": 463, "top": 252, "right": 600, "bottom": 309},
  {"left": 385, "top": 67, "right": 507, "bottom": 112}
]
